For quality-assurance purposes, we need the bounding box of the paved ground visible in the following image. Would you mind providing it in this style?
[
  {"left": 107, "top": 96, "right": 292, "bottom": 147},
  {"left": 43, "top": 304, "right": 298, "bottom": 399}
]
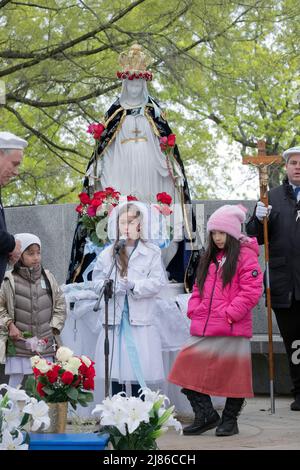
[{"left": 157, "top": 396, "right": 300, "bottom": 450}]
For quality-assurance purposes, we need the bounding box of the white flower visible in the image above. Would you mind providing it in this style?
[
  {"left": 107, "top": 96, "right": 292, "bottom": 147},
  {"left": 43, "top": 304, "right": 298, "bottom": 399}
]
[
  {"left": 0, "top": 429, "right": 28, "bottom": 450},
  {"left": 56, "top": 346, "right": 73, "bottom": 362},
  {"left": 92, "top": 394, "right": 152, "bottom": 435},
  {"left": 63, "top": 356, "right": 81, "bottom": 374},
  {"left": 1, "top": 402, "right": 22, "bottom": 431},
  {"left": 158, "top": 409, "right": 182, "bottom": 434},
  {"left": 0, "top": 384, "right": 30, "bottom": 403},
  {"left": 81, "top": 355, "right": 91, "bottom": 367},
  {"left": 125, "top": 397, "right": 152, "bottom": 434},
  {"left": 139, "top": 388, "right": 169, "bottom": 407},
  {"left": 30, "top": 355, "right": 41, "bottom": 367},
  {"left": 34, "top": 358, "right": 52, "bottom": 373},
  {"left": 23, "top": 398, "right": 50, "bottom": 431}
]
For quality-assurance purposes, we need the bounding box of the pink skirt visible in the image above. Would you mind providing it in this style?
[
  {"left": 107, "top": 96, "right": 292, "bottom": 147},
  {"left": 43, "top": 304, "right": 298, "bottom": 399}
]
[{"left": 168, "top": 336, "right": 253, "bottom": 398}]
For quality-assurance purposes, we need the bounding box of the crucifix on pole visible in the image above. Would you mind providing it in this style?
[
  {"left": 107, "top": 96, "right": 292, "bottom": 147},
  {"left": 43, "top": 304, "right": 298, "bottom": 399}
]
[{"left": 242, "top": 140, "right": 283, "bottom": 414}]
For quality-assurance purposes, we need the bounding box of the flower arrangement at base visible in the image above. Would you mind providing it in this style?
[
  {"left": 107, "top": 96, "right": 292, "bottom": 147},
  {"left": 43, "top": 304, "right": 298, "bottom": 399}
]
[
  {"left": 92, "top": 389, "right": 182, "bottom": 450},
  {"left": 0, "top": 384, "right": 50, "bottom": 450},
  {"left": 26, "top": 346, "right": 95, "bottom": 410}
]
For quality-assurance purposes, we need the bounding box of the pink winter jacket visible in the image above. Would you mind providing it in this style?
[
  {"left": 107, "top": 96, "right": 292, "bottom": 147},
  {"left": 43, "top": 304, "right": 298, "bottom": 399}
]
[{"left": 187, "top": 237, "right": 263, "bottom": 338}]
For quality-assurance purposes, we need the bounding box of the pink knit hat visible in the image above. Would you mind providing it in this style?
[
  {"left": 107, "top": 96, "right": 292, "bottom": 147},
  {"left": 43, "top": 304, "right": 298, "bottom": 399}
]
[{"left": 207, "top": 204, "right": 248, "bottom": 240}]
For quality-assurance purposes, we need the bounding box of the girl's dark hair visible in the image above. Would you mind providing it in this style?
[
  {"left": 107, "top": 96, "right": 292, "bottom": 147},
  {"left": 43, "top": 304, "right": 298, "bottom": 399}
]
[
  {"left": 196, "top": 232, "right": 240, "bottom": 294},
  {"left": 114, "top": 203, "right": 141, "bottom": 277}
]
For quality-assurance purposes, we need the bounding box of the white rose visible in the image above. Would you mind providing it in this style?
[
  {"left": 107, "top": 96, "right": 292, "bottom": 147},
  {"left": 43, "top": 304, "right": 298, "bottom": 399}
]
[
  {"left": 30, "top": 355, "right": 41, "bottom": 367},
  {"left": 81, "top": 355, "right": 91, "bottom": 367},
  {"left": 63, "top": 357, "right": 82, "bottom": 375},
  {"left": 56, "top": 346, "right": 73, "bottom": 362},
  {"left": 35, "top": 359, "right": 52, "bottom": 374}
]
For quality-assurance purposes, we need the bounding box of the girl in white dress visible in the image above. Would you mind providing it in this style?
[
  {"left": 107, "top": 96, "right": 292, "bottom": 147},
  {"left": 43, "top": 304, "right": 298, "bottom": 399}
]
[{"left": 93, "top": 201, "right": 167, "bottom": 397}]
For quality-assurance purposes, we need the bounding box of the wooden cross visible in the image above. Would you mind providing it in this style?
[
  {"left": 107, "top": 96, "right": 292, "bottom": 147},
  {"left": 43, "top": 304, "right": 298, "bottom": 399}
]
[
  {"left": 242, "top": 140, "right": 283, "bottom": 204},
  {"left": 242, "top": 139, "right": 283, "bottom": 414}
]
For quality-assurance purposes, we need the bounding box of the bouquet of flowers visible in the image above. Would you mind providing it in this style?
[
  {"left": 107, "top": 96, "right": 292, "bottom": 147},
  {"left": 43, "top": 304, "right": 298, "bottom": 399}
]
[
  {"left": 92, "top": 389, "right": 182, "bottom": 450},
  {"left": 76, "top": 187, "right": 120, "bottom": 246},
  {"left": 0, "top": 384, "right": 50, "bottom": 450},
  {"left": 26, "top": 347, "right": 95, "bottom": 410}
]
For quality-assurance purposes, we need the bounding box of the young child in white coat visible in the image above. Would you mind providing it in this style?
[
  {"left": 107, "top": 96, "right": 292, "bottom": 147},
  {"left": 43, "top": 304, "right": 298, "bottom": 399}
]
[{"left": 92, "top": 201, "right": 167, "bottom": 397}]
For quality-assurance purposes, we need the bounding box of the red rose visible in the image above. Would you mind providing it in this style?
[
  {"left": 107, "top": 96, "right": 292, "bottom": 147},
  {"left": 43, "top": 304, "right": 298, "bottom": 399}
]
[
  {"left": 79, "top": 362, "right": 88, "bottom": 376},
  {"left": 86, "top": 365, "right": 96, "bottom": 379},
  {"left": 87, "top": 123, "right": 105, "bottom": 140},
  {"left": 33, "top": 367, "right": 42, "bottom": 378},
  {"left": 83, "top": 377, "right": 94, "bottom": 390},
  {"left": 159, "top": 136, "right": 168, "bottom": 151},
  {"left": 93, "top": 191, "right": 106, "bottom": 200},
  {"left": 104, "top": 187, "right": 116, "bottom": 195},
  {"left": 87, "top": 205, "right": 97, "bottom": 217},
  {"left": 61, "top": 371, "right": 74, "bottom": 385},
  {"left": 37, "top": 381, "right": 45, "bottom": 397},
  {"left": 167, "top": 134, "right": 176, "bottom": 147},
  {"left": 75, "top": 204, "right": 84, "bottom": 214},
  {"left": 78, "top": 192, "right": 91, "bottom": 205},
  {"left": 127, "top": 195, "right": 138, "bottom": 201},
  {"left": 46, "top": 365, "right": 60, "bottom": 384},
  {"left": 156, "top": 192, "right": 172, "bottom": 205},
  {"left": 91, "top": 198, "right": 102, "bottom": 209}
]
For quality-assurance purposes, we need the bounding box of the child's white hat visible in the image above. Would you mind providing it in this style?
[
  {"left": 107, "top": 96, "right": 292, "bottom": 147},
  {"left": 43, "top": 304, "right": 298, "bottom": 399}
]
[
  {"left": 107, "top": 200, "right": 168, "bottom": 245},
  {"left": 14, "top": 233, "right": 41, "bottom": 254}
]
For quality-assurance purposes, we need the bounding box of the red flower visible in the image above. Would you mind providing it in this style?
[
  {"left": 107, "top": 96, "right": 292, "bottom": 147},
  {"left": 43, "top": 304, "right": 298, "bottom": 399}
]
[
  {"left": 167, "top": 134, "right": 176, "bottom": 147},
  {"left": 87, "top": 123, "right": 105, "bottom": 140},
  {"left": 83, "top": 377, "right": 94, "bottom": 390},
  {"left": 46, "top": 365, "right": 60, "bottom": 384},
  {"left": 86, "top": 365, "right": 96, "bottom": 379},
  {"left": 156, "top": 192, "right": 172, "bottom": 205},
  {"left": 91, "top": 198, "right": 103, "bottom": 209},
  {"left": 37, "top": 381, "right": 45, "bottom": 397},
  {"left": 33, "top": 367, "right": 42, "bottom": 378},
  {"left": 87, "top": 205, "right": 97, "bottom": 217},
  {"left": 78, "top": 192, "right": 91, "bottom": 205},
  {"left": 75, "top": 204, "right": 84, "bottom": 214},
  {"left": 93, "top": 191, "right": 106, "bottom": 200},
  {"left": 127, "top": 195, "right": 138, "bottom": 201},
  {"left": 61, "top": 371, "right": 74, "bottom": 385},
  {"left": 159, "top": 136, "right": 168, "bottom": 150},
  {"left": 104, "top": 187, "right": 116, "bottom": 195}
]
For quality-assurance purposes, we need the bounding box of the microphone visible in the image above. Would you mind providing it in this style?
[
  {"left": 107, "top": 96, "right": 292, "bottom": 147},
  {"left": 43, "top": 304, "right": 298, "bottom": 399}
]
[{"left": 114, "top": 238, "right": 126, "bottom": 254}]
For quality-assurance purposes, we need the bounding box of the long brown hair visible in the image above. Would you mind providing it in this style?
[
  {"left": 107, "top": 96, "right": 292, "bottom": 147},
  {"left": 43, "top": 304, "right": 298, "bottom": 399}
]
[
  {"left": 114, "top": 203, "right": 141, "bottom": 277},
  {"left": 196, "top": 232, "right": 240, "bottom": 294}
]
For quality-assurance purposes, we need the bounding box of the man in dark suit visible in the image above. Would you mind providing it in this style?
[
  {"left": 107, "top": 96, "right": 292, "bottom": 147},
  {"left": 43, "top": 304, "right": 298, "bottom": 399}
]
[
  {"left": 0, "top": 131, "right": 28, "bottom": 285},
  {"left": 246, "top": 146, "right": 300, "bottom": 411}
]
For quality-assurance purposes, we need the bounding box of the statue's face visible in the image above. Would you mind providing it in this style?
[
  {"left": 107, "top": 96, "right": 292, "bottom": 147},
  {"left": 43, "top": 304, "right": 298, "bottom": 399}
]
[{"left": 126, "top": 79, "right": 144, "bottom": 99}]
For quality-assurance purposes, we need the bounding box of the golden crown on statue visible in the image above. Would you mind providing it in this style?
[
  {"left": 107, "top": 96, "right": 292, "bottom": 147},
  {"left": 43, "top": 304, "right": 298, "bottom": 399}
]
[{"left": 117, "top": 44, "right": 153, "bottom": 81}]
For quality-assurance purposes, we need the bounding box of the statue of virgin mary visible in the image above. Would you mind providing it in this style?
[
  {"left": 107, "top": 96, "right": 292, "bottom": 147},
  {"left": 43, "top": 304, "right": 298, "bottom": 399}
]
[{"left": 67, "top": 44, "right": 200, "bottom": 291}]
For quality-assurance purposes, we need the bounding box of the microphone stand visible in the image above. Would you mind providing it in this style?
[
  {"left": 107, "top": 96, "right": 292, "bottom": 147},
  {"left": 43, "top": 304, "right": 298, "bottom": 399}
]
[{"left": 93, "top": 254, "right": 117, "bottom": 398}]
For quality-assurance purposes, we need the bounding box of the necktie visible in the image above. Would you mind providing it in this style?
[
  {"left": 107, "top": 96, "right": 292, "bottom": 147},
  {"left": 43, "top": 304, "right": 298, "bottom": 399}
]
[{"left": 295, "top": 187, "right": 300, "bottom": 199}]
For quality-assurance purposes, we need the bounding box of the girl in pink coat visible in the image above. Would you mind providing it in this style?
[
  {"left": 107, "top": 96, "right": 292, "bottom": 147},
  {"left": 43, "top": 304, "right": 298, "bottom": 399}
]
[{"left": 168, "top": 204, "right": 263, "bottom": 437}]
